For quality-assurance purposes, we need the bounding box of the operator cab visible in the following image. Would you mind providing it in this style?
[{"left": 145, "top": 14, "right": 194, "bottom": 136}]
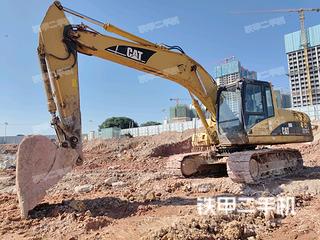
[{"left": 217, "top": 79, "right": 274, "bottom": 145}]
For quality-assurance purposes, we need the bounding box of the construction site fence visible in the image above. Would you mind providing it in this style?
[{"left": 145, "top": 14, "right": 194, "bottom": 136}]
[
  {"left": 120, "top": 119, "right": 203, "bottom": 138},
  {"left": 0, "top": 135, "right": 56, "bottom": 145}
]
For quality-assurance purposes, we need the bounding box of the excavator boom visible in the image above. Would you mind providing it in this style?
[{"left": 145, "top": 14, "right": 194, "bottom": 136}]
[{"left": 39, "top": 1, "right": 218, "bottom": 146}]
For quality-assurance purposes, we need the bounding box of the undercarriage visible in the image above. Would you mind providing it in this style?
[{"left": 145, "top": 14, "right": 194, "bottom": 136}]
[{"left": 166, "top": 147, "right": 304, "bottom": 184}]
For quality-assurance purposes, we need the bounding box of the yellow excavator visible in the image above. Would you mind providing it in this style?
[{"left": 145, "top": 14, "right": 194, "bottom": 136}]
[{"left": 16, "top": 1, "right": 313, "bottom": 218}]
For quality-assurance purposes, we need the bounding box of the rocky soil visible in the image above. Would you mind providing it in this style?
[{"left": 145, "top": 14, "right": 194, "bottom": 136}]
[{"left": 0, "top": 128, "right": 320, "bottom": 240}]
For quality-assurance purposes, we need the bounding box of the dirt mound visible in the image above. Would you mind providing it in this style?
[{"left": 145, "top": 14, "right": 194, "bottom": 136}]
[
  {"left": 82, "top": 130, "right": 194, "bottom": 169},
  {"left": 84, "top": 130, "right": 194, "bottom": 154},
  {"left": 149, "top": 138, "right": 192, "bottom": 157},
  {"left": 142, "top": 213, "right": 274, "bottom": 240}
]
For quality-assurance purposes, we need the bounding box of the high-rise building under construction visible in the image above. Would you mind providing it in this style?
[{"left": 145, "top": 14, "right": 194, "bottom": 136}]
[
  {"left": 213, "top": 57, "right": 257, "bottom": 86},
  {"left": 285, "top": 24, "right": 320, "bottom": 107}
]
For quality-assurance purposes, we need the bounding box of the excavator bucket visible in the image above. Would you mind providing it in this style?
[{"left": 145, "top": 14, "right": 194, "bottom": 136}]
[
  {"left": 16, "top": 136, "right": 79, "bottom": 218},
  {"left": 16, "top": 2, "right": 82, "bottom": 218}
]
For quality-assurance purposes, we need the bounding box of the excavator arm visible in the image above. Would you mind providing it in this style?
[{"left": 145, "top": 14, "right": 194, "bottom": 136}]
[{"left": 16, "top": 1, "right": 218, "bottom": 218}]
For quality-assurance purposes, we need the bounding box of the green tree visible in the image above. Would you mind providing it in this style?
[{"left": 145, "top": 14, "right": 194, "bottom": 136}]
[
  {"left": 99, "top": 117, "right": 138, "bottom": 130},
  {"left": 140, "top": 121, "right": 161, "bottom": 127}
]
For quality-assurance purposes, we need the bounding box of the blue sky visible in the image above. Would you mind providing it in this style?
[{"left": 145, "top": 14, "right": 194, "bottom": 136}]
[{"left": 0, "top": 0, "right": 319, "bottom": 136}]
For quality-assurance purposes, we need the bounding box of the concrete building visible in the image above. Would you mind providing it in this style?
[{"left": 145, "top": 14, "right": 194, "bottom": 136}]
[
  {"left": 169, "top": 104, "right": 197, "bottom": 122},
  {"left": 213, "top": 57, "right": 257, "bottom": 86},
  {"left": 213, "top": 57, "right": 257, "bottom": 114},
  {"left": 285, "top": 24, "right": 320, "bottom": 107}
]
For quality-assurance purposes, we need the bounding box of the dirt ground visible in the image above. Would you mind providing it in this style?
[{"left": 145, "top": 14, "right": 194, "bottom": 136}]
[{"left": 0, "top": 128, "right": 320, "bottom": 240}]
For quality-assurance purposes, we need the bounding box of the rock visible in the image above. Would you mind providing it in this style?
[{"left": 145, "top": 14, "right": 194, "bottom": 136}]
[
  {"left": 85, "top": 210, "right": 93, "bottom": 217},
  {"left": 7, "top": 204, "right": 17, "bottom": 210},
  {"left": 74, "top": 184, "right": 93, "bottom": 193},
  {"left": 270, "top": 221, "right": 277, "bottom": 228},
  {"left": 69, "top": 200, "right": 86, "bottom": 211},
  {"left": 84, "top": 217, "right": 111, "bottom": 231},
  {"left": 68, "top": 237, "right": 77, "bottom": 240},
  {"left": 123, "top": 190, "right": 131, "bottom": 197},
  {"left": 165, "top": 186, "right": 173, "bottom": 193},
  {"left": 69, "top": 212, "right": 77, "bottom": 220},
  {"left": 0, "top": 160, "right": 15, "bottom": 169},
  {"left": 264, "top": 210, "right": 275, "bottom": 221},
  {"left": 144, "top": 191, "right": 156, "bottom": 201},
  {"left": 59, "top": 213, "right": 66, "bottom": 221},
  {"left": 107, "top": 165, "right": 120, "bottom": 170},
  {"left": 0, "top": 154, "right": 16, "bottom": 169},
  {"left": 104, "top": 177, "right": 118, "bottom": 186},
  {"left": 196, "top": 183, "right": 211, "bottom": 193},
  {"left": 112, "top": 181, "right": 126, "bottom": 188},
  {"left": 138, "top": 173, "right": 164, "bottom": 186},
  {"left": 0, "top": 176, "right": 15, "bottom": 187},
  {"left": 7, "top": 216, "right": 21, "bottom": 221},
  {"left": 0, "top": 176, "right": 17, "bottom": 194},
  {"left": 0, "top": 186, "right": 16, "bottom": 194},
  {"left": 182, "top": 184, "right": 192, "bottom": 192}
]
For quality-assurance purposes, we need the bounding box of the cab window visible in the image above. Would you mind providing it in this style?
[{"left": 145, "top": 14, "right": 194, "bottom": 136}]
[
  {"left": 245, "top": 84, "right": 263, "bottom": 113},
  {"left": 265, "top": 87, "right": 274, "bottom": 117},
  {"left": 244, "top": 83, "right": 274, "bottom": 129}
]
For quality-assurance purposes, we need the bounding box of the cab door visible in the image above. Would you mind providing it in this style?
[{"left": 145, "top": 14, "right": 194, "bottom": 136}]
[
  {"left": 242, "top": 81, "right": 275, "bottom": 133},
  {"left": 217, "top": 85, "right": 248, "bottom": 145}
]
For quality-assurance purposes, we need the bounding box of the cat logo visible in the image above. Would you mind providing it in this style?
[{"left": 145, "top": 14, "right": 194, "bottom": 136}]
[
  {"left": 106, "top": 45, "right": 156, "bottom": 64},
  {"left": 126, "top": 47, "right": 143, "bottom": 61}
]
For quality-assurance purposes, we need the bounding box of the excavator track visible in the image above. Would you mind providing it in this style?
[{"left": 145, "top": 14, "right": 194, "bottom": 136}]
[
  {"left": 166, "top": 152, "right": 204, "bottom": 177},
  {"left": 167, "top": 148, "right": 303, "bottom": 183},
  {"left": 227, "top": 148, "right": 303, "bottom": 184},
  {"left": 166, "top": 151, "right": 227, "bottom": 178}
]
